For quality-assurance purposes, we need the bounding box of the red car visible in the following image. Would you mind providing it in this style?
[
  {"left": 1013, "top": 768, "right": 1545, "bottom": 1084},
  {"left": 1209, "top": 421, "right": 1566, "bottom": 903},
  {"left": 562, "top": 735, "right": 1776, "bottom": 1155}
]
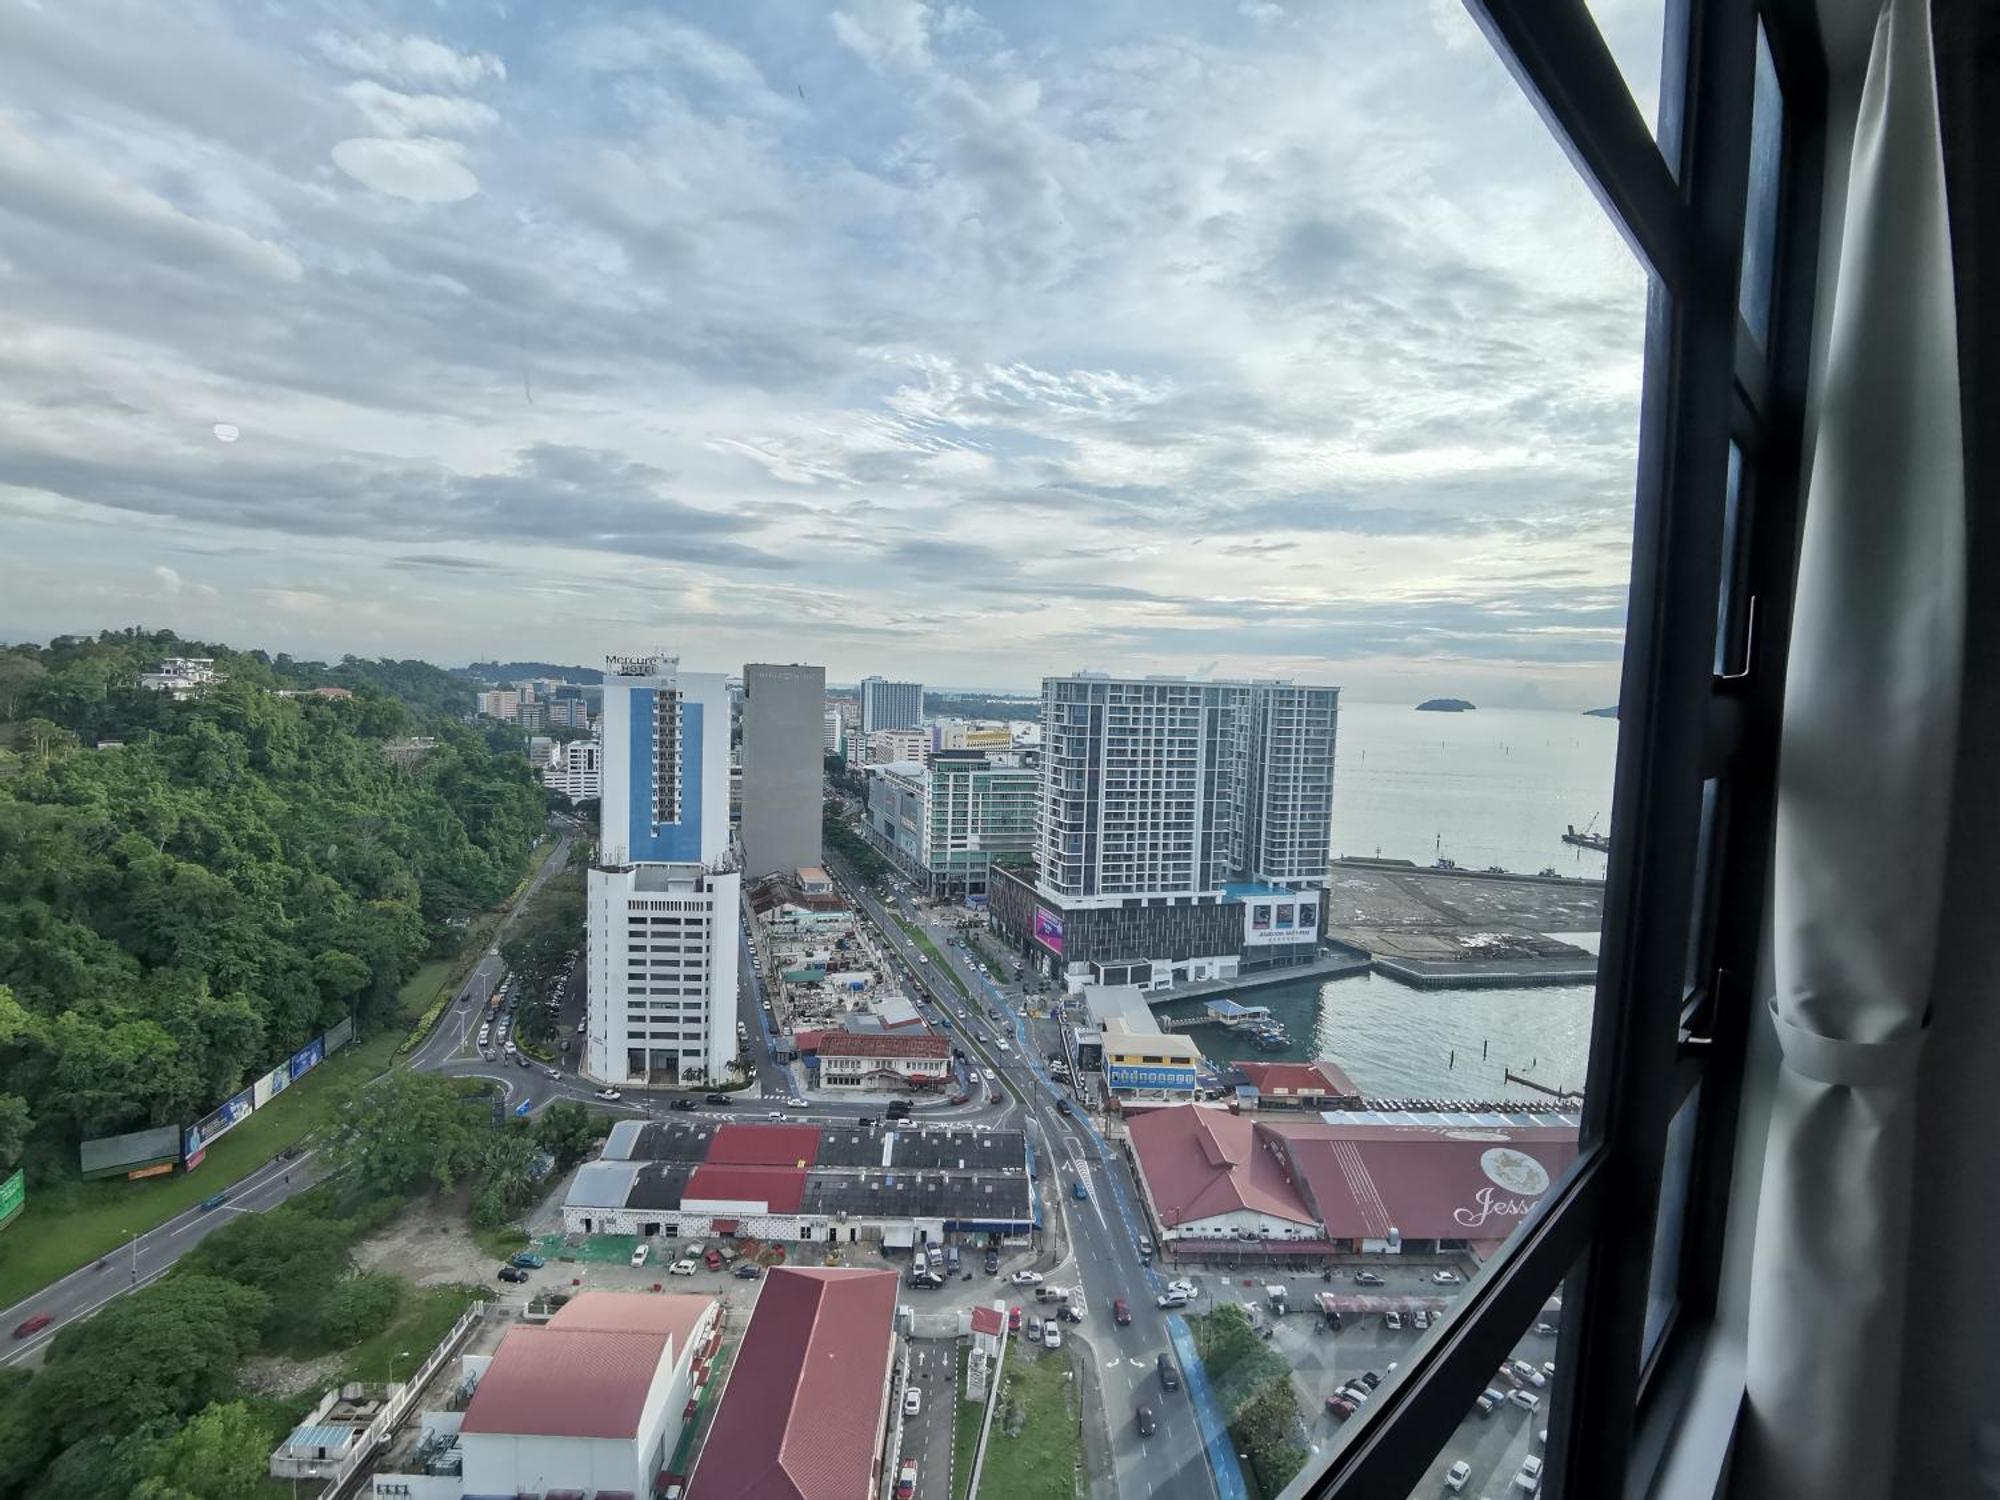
[
  {"left": 704, "top": 1249, "right": 723, "bottom": 1270},
  {"left": 895, "top": 1460, "right": 917, "bottom": 1499},
  {"left": 12, "top": 1313, "right": 52, "bottom": 1340},
  {"left": 1326, "top": 1393, "right": 1358, "bottom": 1420},
  {"left": 1008, "top": 1305, "right": 1023, "bottom": 1332},
  {"left": 1113, "top": 1297, "right": 1132, "bottom": 1325}
]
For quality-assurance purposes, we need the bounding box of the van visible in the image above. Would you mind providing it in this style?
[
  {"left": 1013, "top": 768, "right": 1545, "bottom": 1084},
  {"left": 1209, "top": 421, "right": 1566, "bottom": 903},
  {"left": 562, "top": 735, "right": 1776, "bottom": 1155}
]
[{"left": 946, "top": 1245, "right": 960, "bottom": 1273}]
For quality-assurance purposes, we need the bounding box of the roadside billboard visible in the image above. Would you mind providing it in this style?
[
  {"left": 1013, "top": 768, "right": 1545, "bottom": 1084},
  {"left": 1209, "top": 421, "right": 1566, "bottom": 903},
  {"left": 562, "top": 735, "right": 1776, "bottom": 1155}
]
[
  {"left": 80, "top": 1124, "right": 183, "bottom": 1179},
  {"left": 287, "top": 1036, "right": 325, "bottom": 1082},
  {"left": 324, "top": 1016, "right": 355, "bottom": 1054},
  {"left": 251, "top": 1064, "right": 290, "bottom": 1109},
  {"left": 183, "top": 1087, "right": 254, "bottom": 1162},
  {"left": 0, "top": 1168, "right": 23, "bottom": 1230},
  {"left": 1032, "top": 905, "right": 1065, "bottom": 957}
]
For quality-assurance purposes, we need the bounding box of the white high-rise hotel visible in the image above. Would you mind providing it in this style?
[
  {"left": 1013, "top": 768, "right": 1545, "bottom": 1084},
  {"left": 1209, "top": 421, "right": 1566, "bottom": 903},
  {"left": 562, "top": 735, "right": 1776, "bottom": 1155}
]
[{"left": 586, "top": 655, "right": 740, "bottom": 1086}]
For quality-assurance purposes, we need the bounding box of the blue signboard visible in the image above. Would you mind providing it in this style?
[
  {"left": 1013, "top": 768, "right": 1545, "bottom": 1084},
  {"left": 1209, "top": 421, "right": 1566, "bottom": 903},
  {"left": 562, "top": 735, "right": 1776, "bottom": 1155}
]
[
  {"left": 1107, "top": 1064, "right": 1198, "bottom": 1091},
  {"left": 288, "top": 1036, "right": 325, "bottom": 1082}
]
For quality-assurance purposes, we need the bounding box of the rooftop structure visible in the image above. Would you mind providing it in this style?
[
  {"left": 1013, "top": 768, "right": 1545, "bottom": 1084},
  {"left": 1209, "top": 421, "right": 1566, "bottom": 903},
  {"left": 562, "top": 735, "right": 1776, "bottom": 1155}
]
[
  {"left": 686, "top": 1268, "right": 900, "bottom": 1500},
  {"left": 1232, "top": 1059, "right": 1364, "bottom": 1107}
]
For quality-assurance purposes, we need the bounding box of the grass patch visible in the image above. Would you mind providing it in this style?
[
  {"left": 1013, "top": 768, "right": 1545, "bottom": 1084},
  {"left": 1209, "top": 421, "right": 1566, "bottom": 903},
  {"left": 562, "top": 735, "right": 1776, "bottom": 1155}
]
[
  {"left": 472, "top": 1223, "right": 530, "bottom": 1260},
  {"left": 339, "top": 1282, "right": 489, "bottom": 1384},
  {"left": 952, "top": 1344, "right": 984, "bottom": 1500},
  {"left": 978, "top": 1347, "right": 1081, "bottom": 1500}
]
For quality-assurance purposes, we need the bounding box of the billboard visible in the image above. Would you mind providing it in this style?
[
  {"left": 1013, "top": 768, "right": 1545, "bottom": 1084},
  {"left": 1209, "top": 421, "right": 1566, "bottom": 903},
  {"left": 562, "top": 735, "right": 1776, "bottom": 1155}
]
[
  {"left": 80, "top": 1124, "right": 184, "bottom": 1179},
  {"left": 1251, "top": 904, "right": 1271, "bottom": 931},
  {"left": 1274, "top": 904, "right": 1295, "bottom": 930},
  {"left": 324, "top": 1016, "right": 355, "bottom": 1054},
  {"left": 1298, "top": 903, "right": 1317, "bottom": 930},
  {"left": 251, "top": 1064, "right": 290, "bottom": 1109},
  {"left": 0, "top": 1168, "right": 23, "bottom": 1230},
  {"left": 184, "top": 1087, "right": 254, "bottom": 1161},
  {"left": 1032, "top": 906, "right": 1065, "bottom": 957},
  {"left": 288, "top": 1037, "right": 325, "bottom": 1082},
  {"left": 1106, "top": 1063, "right": 1197, "bottom": 1092}
]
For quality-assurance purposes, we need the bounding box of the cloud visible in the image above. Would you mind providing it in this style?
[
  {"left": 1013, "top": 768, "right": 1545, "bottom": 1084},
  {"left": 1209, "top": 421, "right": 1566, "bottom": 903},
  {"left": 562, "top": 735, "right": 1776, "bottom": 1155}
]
[
  {"left": 832, "top": 0, "right": 936, "bottom": 71},
  {"left": 331, "top": 137, "right": 479, "bottom": 202},
  {"left": 342, "top": 81, "right": 499, "bottom": 137},
  {"left": 315, "top": 30, "right": 505, "bottom": 88},
  {"left": 568, "top": 15, "right": 804, "bottom": 119}
]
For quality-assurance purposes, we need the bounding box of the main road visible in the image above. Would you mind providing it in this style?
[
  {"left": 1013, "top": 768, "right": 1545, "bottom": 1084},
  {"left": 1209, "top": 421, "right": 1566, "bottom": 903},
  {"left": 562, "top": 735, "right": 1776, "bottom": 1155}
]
[{"left": 825, "top": 854, "right": 1217, "bottom": 1500}]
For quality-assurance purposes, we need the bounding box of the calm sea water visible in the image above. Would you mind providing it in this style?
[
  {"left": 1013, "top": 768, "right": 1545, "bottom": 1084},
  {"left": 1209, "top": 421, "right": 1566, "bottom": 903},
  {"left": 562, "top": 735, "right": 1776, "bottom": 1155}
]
[{"left": 1162, "top": 701, "right": 1620, "bottom": 1101}]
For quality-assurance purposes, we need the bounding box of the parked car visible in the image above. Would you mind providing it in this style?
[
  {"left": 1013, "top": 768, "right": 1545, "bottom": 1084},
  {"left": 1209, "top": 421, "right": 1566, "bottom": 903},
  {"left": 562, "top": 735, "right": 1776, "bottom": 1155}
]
[
  {"left": 1445, "top": 1459, "right": 1472, "bottom": 1491},
  {"left": 703, "top": 1249, "right": 723, "bottom": 1270},
  {"left": 734, "top": 1262, "right": 762, "bottom": 1279},
  {"left": 11, "top": 1314, "right": 52, "bottom": 1340},
  {"left": 909, "top": 1270, "right": 945, "bottom": 1289},
  {"left": 1043, "top": 1323, "right": 1061, "bottom": 1349},
  {"left": 1514, "top": 1455, "right": 1545, "bottom": 1492},
  {"left": 1359, "top": 1370, "right": 1383, "bottom": 1390},
  {"left": 1010, "top": 1270, "right": 1044, "bottom": 1286},
  {"left": 1156, "top": 1290, "right": 1190, "bottom": 1309},
  {"left": 1113, "top": 1297, "right": 1131, "bottom": 1325},
  {"left": 631, "top": 1245, "right": 650, "bottom": 1268},
  {"left": 903, "top": 1388, "right": 922, "bottom": 1418},
  {"left": 1009, "top": 1305, "right": 1022, "bottom": 1332},
  {"left": 510, "top": 1251, "right": 545, "bottom": 1269},
  {"left": 1338, "top": 1384, "right": 1370, "bottom": 1406},
  {"left": 1353, "top": 1270, "right": 1385, "bottom": 1286},
  {"left": 1326, "top": 1393, "right": 1357, "bottom": 1419},
  {"left": 497, "top": 1266, "right": 529, "bottom": 1283},
  {"left": 516, "top": 1054, "right": 532, "bottom": 1069},
  {"left": 1513, "top": 1359, "right": 1546, "bottom": 1388},
  {"left": 575, "top": 1020, "right": 586, "bottom": 1034},
  {"left": 895, "top": 1460, "right": 917, "bottom": 1499},
  {"left": 669, "top": 1260, "right": 699, "bottom": 1276},
  {"left": 1158, "top": 1352, "right": 1180, "bottom": 1390},
  {"left": 596, "top": 1087, "right": 622, "bottom": 1101},
  {"left": 1431, "top": 1269, "right": 1463, "bottom": 1285},
  {"left": 984, "top": 1251, "right": 1000, "bottom": 1274},
  {"left": 1136, "top": 1404, "right": 1157, "bottom": 1437},
  {"left": 1027, "top": 1317, "right": 1043, "bottom": 1341},
  {"left": 1165, "top": 1279, "right": 1198, "bottom": 1299},
  {"left": 1056, "top": 1304, "right": 1082, "bottom": 1324},
  {"left": 1509, "top": 1389, "right": 1542, "bottom": 1412},
  {"left": 1383, "top": 1309, "right": 1401, "bottom": 1330},
  {"left": 1412, "top": 1308, "right": 1432, "bottom": 1330}
]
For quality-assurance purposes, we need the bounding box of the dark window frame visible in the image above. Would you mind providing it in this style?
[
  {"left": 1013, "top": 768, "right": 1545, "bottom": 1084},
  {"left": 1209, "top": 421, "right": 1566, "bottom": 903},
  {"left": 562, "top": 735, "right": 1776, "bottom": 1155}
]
[{"left": 1294, "top": 1, "right": 1826, "bottom": 1495}]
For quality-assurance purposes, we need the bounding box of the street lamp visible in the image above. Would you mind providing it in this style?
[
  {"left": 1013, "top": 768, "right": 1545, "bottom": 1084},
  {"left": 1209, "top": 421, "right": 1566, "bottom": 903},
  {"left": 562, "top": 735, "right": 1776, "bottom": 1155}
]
[{"left": 122, "top": 1227, "right": 140, "bottom": 1287}]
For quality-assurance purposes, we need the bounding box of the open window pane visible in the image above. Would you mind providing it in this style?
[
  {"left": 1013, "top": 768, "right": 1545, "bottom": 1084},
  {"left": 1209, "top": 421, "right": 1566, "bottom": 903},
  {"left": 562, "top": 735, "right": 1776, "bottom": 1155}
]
[
  {"left": 1584, "top": 0, "right": 1670, "bottom": 139},
  {"left": 1739, "top": 24, "right": 1786, "bottom": 344}
]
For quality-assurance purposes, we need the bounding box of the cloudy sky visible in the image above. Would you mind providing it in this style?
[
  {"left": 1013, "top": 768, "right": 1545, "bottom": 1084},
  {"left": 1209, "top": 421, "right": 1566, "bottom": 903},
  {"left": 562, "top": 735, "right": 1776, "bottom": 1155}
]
[{"left": 0, "top": 0, "right": 1661, "bottom": 704}]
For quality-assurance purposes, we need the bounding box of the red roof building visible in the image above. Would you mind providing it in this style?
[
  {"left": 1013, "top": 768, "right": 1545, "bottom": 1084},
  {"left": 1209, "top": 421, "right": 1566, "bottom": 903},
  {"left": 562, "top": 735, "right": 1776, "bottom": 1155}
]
[
  {"left": 1128, "top": 1105, "right": 1580, "bottom": 1255},
  {"left": 684, "top": 1163, "right": 809, "bottom": 1214},
  {"left": 708, "top": 1122, "right": 822, "bottom": 1167},
  {"left": 687, "top": 1268, "right": 900, "bottom": 1500},
  {"left": 457, "top": 1292, "right": 720, "bottom": 1499},
  {"left": 816, "top": 1031, "right": 950, "bottom": 1059},
  {"left": 1232, "top": 1059, "right": 1364, "bottom": 1106}
]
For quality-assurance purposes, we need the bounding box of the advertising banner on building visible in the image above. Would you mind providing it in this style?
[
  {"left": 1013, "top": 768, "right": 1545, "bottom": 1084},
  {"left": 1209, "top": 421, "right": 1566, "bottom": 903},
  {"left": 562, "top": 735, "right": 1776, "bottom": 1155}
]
[
  {"left": 1106, "top": 1063, "right": 1197, "bottom": 1091},
  {"left": 1274, "top": 904, "right": 1295, "bottom": 929},
  {"left": 184, "top": 1087, "right": 254, "bottom": 1161},
  {"left": 287, "top": 1036, "right": 325, "bottom": 1082},
  {"left": 1032, "top": 905, "right": 1065, "bottom": 957},
  {"left": 128, "top": 1161, "right": 174, "bottom": 1181},
  {"left": 0, "top": 1168, "right": 23, "bottom": 1230},
  {"left": 1298, "top": 903, "right": 1317, "bottom": 931},
  {"left": 1251, "top": 904, "right": 1271, "bottom": 931},
  {"left": 251, "top": 1064, "right": 290, "bottom": 1109},
  {"left": 324, "top": 1016, "right": 355, "bottom": 1054}
]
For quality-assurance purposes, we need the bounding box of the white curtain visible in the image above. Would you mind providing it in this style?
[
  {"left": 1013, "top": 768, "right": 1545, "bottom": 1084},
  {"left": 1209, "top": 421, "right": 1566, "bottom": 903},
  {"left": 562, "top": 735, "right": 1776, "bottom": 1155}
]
[{"left": 1739, "top": 0, "right": 1964, "bottom": 1496}]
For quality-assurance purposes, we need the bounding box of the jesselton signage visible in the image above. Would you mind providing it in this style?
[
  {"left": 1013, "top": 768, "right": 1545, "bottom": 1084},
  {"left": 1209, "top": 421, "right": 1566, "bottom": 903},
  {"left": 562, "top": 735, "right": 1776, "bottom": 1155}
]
[{"left": 1452, "top": 1148, "right": 1554, "bottom": 1229}]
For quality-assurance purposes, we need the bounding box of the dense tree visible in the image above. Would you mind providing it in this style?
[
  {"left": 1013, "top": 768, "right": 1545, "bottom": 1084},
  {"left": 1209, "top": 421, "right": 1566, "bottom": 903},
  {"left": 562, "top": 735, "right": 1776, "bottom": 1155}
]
[
  {"left": 182, "top": 1209, "right": 356, "bottom": 1345},
  {"left": 472, "top": 1120, "right": 546, "bottom": 1227},
  {"left": 0, "top": 631, "right": 546, "bottom": 1175},
  {"left": 534, "top": 1099, "right": 609, "bottom": 1168},
  {"left": 500, "top": 868, "right": 583, "bottom": 994},
  {"left": 323, "top": 1071, "right": 488, "bottom": 1194},
  {"left": 29, "top": 1424, "right": 168, "bottom": 1500},
  {"left": 318, "top": 1272, "right": 403, "bottom": 1347},
  {"left": 133, "top": 1400, "right": 271, "bottom": 1500}
]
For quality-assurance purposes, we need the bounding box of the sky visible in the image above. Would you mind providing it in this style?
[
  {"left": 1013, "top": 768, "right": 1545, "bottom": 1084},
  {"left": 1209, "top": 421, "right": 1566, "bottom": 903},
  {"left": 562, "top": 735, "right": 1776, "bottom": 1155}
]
[{"left": 0, "top": 0, "right": 1664, "bottom": 706}]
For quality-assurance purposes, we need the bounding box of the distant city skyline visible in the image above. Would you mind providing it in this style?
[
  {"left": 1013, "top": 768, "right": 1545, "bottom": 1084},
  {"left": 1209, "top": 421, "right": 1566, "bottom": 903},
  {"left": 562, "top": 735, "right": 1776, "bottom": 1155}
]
[{"left": 0, "top": 0, "right": 1662, "bottom": 709}]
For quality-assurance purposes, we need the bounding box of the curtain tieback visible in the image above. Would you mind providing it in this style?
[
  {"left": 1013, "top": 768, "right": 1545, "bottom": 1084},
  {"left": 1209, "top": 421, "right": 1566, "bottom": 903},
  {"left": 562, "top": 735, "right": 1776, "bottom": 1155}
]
[{"left": 1768, "top": 996, "right": 1930, "bottom": 1087}]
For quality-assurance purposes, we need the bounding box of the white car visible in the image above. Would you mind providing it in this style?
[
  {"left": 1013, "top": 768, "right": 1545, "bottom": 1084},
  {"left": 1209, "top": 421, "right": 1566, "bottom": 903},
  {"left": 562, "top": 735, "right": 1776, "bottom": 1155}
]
[
  {"left": 1514, "top": 1455, "right": 1544, "bottom": 1491},
  {"left": 596, "top": 1088, "right": 622, "bottom": 1101},
  {"left": 903, "top": 1388, "right": 922, "bottom": 1418},
  {"left": 1010, "top": 1270, "right": 1044, "bottom": 1286},
  {"left": 1445, "top": 1460, "right": 1472, "bottom": 1492},
  {"left": 576, "top": 1020, "right": 586, "bottom": 1034},
  {"left": 787, "top": 1096, "right": 808, "bottom": 1107},
  {"left": 1156, "top": 1291, "right": 1190, "bottom": 1309},
  {"left": 630, "top": 1245, "right": 650, "bottom": 1267},
  {"left": 668, "top": 1259, "right": 698, "bottom": 1276},
  {"left": 503, "top": 1041, "right": 516, "bottom": 1055},
  {"left": 1166, "top": 1279, "right": 1198, "bottom": 1298},
  {"left": 1509, "top": 1389, "right": 1542, "bottom": 1413},
  {"left": 1431, "top": 1269, "right": 1463, "bottom": 1284},
  {"left": 1043, "top": 1323, "right": 1061, "bottom": 1349}
]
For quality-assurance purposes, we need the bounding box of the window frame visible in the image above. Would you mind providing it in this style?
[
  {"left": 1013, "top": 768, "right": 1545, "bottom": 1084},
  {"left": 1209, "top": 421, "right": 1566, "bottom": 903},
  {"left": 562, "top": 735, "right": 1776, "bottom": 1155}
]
[{"left": 1291, "top": 2, "right": 1827, "bottom": 1496}]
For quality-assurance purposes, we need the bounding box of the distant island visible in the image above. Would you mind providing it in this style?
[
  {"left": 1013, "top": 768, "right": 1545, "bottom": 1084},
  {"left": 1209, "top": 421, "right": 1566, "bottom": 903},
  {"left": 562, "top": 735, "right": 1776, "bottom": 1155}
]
[
  {"left": 1583, "top": 705, "right": 1619, "bottom": 719},
  {"left": 1416, "top": 698, "right": 1476, "bottom": 712}
]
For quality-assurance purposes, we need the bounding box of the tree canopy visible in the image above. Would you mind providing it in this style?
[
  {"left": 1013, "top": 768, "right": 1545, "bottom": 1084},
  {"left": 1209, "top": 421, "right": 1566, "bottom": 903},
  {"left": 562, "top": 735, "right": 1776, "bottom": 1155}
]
[{"left": 0, "top": 630, "right": 545, "bottom": 1176}]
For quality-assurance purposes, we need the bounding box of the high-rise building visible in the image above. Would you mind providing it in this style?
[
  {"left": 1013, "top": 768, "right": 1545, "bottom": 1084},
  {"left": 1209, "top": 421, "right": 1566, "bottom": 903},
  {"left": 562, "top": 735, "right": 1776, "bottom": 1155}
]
[
  {"left": 740, "top": 663, "right": 825, "bottom": 879},
  {"left": 865, "top": 750, "right": 1038, "bottom": 899},
  {"left": 864, "top": 728, "right": 928, "bottom": 766},
  {"left": 587, "top": 654, "right": 740, "bottom": 1087},
  {"left": 540, "top": 735, "right": 602, "bottom": 802},
  {"left": 823, "top": 709, "right": 845, "bottom": 757},
  {"left": 858, "top": 675, "right": 923, "bottom": 735},
  {"left": 990, "top": 673, "right": 1338, "bottom": 992}
]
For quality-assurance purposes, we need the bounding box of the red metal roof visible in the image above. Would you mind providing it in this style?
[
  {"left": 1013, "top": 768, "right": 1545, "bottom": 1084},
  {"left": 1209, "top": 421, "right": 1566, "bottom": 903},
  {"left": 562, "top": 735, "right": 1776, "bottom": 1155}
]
[
  {"left": 1127, "top": 1106, "right": 1318, "bottom": 1229},
  {"left": 684, "top": 1164, "right": 808, "bottom": 1213},
  {"left": 1233, "top": 1059, "right": 1362, "bottom": 1100},
  {"left": 548, "top": 1291, "right": 713, "bottom": 1352},
  {"left": 817, "top": 1031, "right": 950, "bottom": 1059},
  {"left": 708, "top": 1123, "right": 822, "bottom": 1167},
  {"left": 687, "top": 1268, "right": 900, "bottom": 1500},
  {"left": 461, "top": 1326, "right": 670, "bottom": 1439},
  {"left": 970, "top": 1305, "right": 1004, "bottom": 1337}
]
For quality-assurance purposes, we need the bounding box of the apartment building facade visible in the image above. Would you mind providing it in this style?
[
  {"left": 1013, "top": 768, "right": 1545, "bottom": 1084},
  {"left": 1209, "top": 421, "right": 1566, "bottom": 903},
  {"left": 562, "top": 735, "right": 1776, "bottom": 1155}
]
[
  {"left": 858, "top": 676, "right": 922, "bottom": 735},
  {"left": 865, "top": 750, "right": 1037, "bottom": 900}
]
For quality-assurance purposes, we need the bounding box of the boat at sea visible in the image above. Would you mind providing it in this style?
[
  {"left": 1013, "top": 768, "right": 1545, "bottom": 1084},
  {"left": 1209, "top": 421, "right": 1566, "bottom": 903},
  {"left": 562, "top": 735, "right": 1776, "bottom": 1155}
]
[{"left": 1562, "top": 821, "right": 1611, "bottom": 854}]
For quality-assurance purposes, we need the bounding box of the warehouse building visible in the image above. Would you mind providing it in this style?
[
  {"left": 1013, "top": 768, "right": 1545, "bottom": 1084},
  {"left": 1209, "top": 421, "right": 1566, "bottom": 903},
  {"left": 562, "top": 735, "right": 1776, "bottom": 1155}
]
[{"left": 563, "top": 1119, "right": 1035, "bottom": 1248}]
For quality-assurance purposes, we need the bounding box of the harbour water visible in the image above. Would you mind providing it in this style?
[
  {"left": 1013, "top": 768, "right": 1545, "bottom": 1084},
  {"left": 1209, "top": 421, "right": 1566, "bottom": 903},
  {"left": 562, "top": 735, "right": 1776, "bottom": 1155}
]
[{"left": 1158, "top": 701, "right": 1620, "bottom": 1101}]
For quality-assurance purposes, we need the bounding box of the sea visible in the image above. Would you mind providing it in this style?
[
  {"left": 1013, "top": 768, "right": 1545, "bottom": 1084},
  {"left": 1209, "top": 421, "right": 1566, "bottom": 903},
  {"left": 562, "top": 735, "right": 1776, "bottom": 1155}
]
[{"left": 1156, "top": 700, "right": 1621, "bottom": 1103}]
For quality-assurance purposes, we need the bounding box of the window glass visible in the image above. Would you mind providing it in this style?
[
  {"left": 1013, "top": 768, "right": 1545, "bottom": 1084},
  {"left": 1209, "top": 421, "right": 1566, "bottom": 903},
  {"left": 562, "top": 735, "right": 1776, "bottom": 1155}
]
[
  {"left": 1739, "top": 23, "right": 1786, "bottom": 344},
  {"left": 1644, "top": 1083, "right": 1702, "bottom": 1361},
  {"left": 1585, "top": 0, "right": 1670, "bottom": 138},
  {"left": 1394, "top": 1287, "right": 1567, "bottom": 1498}
]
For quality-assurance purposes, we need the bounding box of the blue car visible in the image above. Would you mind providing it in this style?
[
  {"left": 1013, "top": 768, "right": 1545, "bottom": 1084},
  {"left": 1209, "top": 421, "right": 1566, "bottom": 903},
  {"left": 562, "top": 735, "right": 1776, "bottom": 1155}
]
[
  {"left": 1072, "top": 1180, "right": 1089, "bottom": 1201},
  {"left": 199, "top": 1193, "right": 229, "bottom": 1212},
  {"left": 509, "top": 1251, "right": 546, "bottom": 1269}
]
